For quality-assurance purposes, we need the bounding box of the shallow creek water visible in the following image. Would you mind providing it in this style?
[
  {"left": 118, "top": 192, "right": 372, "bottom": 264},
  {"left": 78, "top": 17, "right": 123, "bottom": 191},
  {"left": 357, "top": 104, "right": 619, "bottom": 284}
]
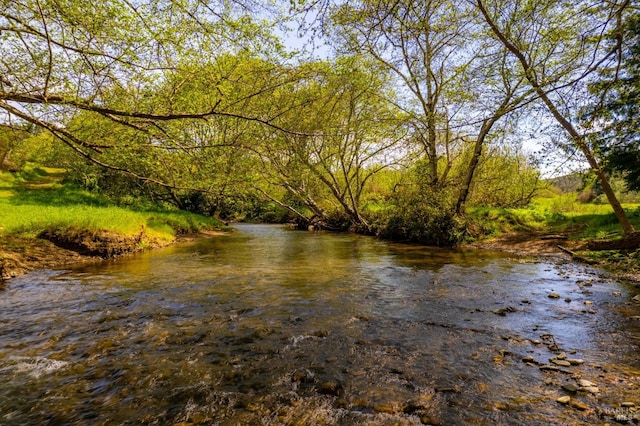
[{"left": 1, "top": 224, "right": 639, "bottom": 425}]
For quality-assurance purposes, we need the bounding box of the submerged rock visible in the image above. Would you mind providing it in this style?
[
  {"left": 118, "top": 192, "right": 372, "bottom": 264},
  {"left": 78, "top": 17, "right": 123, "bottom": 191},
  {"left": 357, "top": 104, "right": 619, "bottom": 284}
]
[{"left": 317, "top": 380, "right": 343, "bottom": 396}]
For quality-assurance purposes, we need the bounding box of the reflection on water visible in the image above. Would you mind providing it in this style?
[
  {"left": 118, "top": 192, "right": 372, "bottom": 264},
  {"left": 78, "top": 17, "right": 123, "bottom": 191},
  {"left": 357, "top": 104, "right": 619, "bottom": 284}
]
[{"left": 1, "top": 224, "right": 639, "bottom": 425}]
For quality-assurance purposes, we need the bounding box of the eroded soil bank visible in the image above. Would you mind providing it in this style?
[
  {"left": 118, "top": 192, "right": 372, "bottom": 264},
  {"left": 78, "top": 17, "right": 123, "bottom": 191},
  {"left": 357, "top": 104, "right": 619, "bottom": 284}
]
[{"left": 0, "top": 231, "right": 166, "bottom": 281}]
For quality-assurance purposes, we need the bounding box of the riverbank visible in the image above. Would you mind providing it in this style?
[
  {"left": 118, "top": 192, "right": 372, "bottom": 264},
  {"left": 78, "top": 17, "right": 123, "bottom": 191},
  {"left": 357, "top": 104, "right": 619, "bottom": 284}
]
[
  {"left": 3, "top": 225, "right": 638, "bottom": 283},
  {"left": 470, "top": 230, "right": 640, "bottom": 283},
  {"left": 0, "top": 167, "right": 228, "bottom": 280},
  {"left": 0, "top": 228, "right": 228, "bottom": 281}
]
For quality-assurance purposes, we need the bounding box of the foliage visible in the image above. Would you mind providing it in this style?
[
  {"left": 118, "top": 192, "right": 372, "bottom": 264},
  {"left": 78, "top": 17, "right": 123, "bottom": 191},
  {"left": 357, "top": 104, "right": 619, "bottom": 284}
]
[
  {"left": 582, "top": 9, "right": 640, "bottom": 191},
  {"left": 3, "top": 0, "right": 639, "bottom": 247},
  {"left": 374, "top": 192, "right": 469, "bottom": 246}
]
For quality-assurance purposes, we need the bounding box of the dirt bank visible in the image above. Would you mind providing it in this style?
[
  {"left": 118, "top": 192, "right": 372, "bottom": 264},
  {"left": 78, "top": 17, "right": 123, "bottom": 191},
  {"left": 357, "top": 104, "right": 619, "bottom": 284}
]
[
  {"left": 0, "top": 236, "right": 99, "bottom": 280},
  {"left": 468, "top": 231, "right": 588, "bottom": 257},
  {"left": 0, "top": 229, "right": 229, "bottom": 281},
  {"left": 470, "top": 231, "right": 640, "bottom": 283}
]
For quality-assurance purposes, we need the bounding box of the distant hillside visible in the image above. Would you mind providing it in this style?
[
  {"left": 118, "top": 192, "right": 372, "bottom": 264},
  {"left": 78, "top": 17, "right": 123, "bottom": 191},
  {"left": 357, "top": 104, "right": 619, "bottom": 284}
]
[{"left": 547, "top": 173, "right": 583, "bottom": 193}]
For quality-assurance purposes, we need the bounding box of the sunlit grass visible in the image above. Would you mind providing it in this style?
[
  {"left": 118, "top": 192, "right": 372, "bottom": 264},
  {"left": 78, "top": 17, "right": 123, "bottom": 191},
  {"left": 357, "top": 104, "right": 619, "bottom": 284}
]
[
  {"left": 469, "top": 193, "right": 640, "bottom": 240},
  {"left": 0, "top": 170, "right": 224, "bottom": 241}
]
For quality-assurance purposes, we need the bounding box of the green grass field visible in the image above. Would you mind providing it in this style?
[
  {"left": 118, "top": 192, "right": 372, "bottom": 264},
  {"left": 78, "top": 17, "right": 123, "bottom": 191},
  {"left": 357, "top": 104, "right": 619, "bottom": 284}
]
[
  {"left": 469, "top": 192, "right": 640, "bottom": 241},
  {"left": 0, "top": 167, "right": 224, "bottom": 242}
]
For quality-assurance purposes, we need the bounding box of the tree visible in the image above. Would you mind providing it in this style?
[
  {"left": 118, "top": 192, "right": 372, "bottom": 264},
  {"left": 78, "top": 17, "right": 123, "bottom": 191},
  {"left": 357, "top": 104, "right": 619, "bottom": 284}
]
[
  {"left": 250, "top": 57, "right": 410, "bottom": 231},
  {"left": 0, "top": 0, "right": 288, "bottom": 191},
  {"left": 583, "top": 7, "right": 640, "bottom": 191},
  {"left": 331, "top": 0, "right": 473, "bottom": 188},
  {"left": 476, "top": 0, "right": 635, "bottom": 235},
  {"left": 326, "top": 0, "right": 539, "bottom": 216}
]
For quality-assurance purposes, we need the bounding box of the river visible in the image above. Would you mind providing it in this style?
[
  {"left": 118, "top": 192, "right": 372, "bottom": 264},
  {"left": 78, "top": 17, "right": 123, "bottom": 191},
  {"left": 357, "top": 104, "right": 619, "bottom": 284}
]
[{"left": 1, "top": 224, "right": 639, "bottom": 425}]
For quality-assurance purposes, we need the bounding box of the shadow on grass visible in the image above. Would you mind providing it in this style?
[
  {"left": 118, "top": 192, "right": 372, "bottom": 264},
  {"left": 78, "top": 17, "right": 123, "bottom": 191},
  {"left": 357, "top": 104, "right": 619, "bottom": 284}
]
[
  {"left": 10, "top": 185, "right": 110, "bottom": 207},
  {"left": 9, "top": 168, "right": 109, "bottom": 207}
]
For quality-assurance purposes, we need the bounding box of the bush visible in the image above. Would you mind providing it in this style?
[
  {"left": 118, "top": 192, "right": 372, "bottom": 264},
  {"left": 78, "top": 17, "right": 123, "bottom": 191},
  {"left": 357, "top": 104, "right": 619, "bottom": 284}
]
[{"left": 373, "top": 189, "right": 469, "bottom": 246}]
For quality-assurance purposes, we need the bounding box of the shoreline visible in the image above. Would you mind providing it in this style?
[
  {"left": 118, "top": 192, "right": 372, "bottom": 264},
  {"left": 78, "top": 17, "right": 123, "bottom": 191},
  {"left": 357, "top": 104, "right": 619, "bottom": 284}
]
[{"left": 0, "top": 229, "right": 228, "bottom": 281}]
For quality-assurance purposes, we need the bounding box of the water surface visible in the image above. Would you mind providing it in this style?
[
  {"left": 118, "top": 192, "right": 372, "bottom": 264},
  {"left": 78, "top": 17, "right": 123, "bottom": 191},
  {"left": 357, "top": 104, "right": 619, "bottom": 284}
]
[{"left": 1, "top": 224, "right": 639, "bottom": 425}]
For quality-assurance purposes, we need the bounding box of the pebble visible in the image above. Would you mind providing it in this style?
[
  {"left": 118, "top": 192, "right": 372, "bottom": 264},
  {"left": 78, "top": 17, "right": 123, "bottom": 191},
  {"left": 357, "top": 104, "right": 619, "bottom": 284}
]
[
  {"left": 564, "top": 298, "right": 572, "bottom": 303},
  {"left": 633, "top": 294, "right": 640, "bottom": 302},
  {"left": 567, "top": 358, "right": 584, "bottom": 365},
  {"left": 373, "top": 404, "right": 395, "bottom": 414},
  {"left": 569, "top": 399, "right": 589, "bottom": 410},
  {"left": 557, "top": 395, "right": 571, "bottom": 404},
  {"left": 540, "top": 364, "right": 559, "bottom": 371},
  {"left": 551, "top": 359, "right": 572, "bottom": 367},
  {"left": 584, "top": 301, "right": 593, "bottom": 305},
  {"left": 556, "top": 352, "right": 567, "bottom": 360},
  {"left": 548, "top": 292, "right": 561, "bottom": 299},
  {"left": 577, "top": 379, "right": 596, "bottom": 387},
  {"left": 562, "top": 384, "right": 579, "bottom": 393},
  {"left": 582, "top": 386, "right": 600, "bottom": 394},
  {"left": 621, "top": 402, "right": 636, "bottom": 407},
  {"left": 613, "top": 292, "right": 622, "bottom": 296}
]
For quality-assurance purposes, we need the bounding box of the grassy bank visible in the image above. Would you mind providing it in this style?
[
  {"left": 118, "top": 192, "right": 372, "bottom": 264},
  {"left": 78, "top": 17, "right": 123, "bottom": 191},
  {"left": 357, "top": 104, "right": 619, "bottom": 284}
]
[
  {"left": 0, "top": 167, "right": 227, "bottom": 279},
  {"left": 469, "top": 193, "right": 640, "bottom": 278}
]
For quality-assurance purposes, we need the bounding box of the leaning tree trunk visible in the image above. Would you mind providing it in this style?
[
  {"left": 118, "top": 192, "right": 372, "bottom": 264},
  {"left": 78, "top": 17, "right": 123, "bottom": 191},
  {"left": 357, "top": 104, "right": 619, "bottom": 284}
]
[
  {"left": 456, "top": 118, "right": 495, "bottom": 214},
  {"left": 477, "top": 0, "right": 634, "bottom": 236}
]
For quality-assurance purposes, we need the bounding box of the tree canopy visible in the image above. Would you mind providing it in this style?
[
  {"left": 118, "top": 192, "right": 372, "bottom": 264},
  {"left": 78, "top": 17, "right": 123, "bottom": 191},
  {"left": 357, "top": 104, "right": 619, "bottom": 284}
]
[{"left": 1, "top": 0, "right": 638, "bottom": 241}]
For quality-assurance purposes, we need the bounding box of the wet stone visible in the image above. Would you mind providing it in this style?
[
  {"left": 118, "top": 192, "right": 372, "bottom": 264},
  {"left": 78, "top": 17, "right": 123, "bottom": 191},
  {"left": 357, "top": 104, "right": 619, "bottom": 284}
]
[
  {"left": 404, "top": 400, "right": 428, "bottom": 414},
  {"left": 562, "top": 384, "right": 579, "bottom": 393},
  {"left": 548, "top": 292, "right": 561, "bottom": 299},
  {"left": 435, "top": 386, "right": 460, "bottom": 393},
  {"left": 577, "top": 379, "right": 596, "bottom": 387},
  {"left": 494, "top": 306, "right": 517, "bottom": 316},
  {"left": 582, "top": 386, "right": 600, "bottom": 394},
  {"left": 551, "top": 359, "right": 572, "bottom": 367},
  {"left": 373, "top": 404, "right": 396, "bottom": 414},
  {"left": 557, "top": 396, "right": 571, "bottom": 404},
  {"left": 569, "top": 399, "right": 589, "bottom": 411},
  {"left": 540, "top": 364, "right": 559, "bottom": 371}
]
